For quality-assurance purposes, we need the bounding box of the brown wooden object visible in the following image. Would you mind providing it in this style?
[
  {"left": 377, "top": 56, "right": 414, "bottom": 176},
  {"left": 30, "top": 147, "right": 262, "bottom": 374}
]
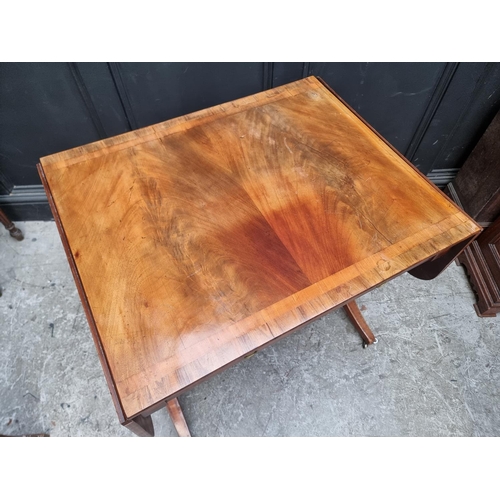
[
  {"left": 124, "top": 414, "right": 154, "bottom": 437},
  {"left": 38, "top": 76, "right": 480, "bottom": 436},
  {"left": 166, "top": 398, "right": 191, "bottom": 437},
  {"left": 446, "top": 109, "right": 500, "bottom": 316},
  {"left": 0, "top": 208, "right": 23, "bottom": 241}
]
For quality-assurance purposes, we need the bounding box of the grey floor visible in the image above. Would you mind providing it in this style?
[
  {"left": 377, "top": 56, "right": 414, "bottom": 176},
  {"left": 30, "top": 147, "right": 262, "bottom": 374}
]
[{"left": 1, "top": 221, "right": 499, "bottom": 437}]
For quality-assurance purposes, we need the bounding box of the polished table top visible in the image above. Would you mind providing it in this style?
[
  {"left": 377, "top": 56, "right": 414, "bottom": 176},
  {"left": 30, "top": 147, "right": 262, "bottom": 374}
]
[{"left": 38, "top": 76, "right": 481, "bottom": 422}]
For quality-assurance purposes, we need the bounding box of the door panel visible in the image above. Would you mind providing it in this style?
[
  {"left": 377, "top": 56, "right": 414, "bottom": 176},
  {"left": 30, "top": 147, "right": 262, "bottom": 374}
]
[
  {"left": 308, "top": 62, "right": 446, "bottom": 155},
  {"left": 1, "top": 62, "right": 500, "bottom": 220},
  {"left": 109, "top": 62, "right": 267, "bottom": 129},
  {"left": 0, "top": 63, "right": 103, "bottom": 186}
]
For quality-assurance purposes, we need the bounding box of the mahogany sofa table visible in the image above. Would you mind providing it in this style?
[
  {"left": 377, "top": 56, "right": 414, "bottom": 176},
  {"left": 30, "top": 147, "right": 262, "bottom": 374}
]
[{"left": 38, "top": 76, "right": 481, "bottom": 437}]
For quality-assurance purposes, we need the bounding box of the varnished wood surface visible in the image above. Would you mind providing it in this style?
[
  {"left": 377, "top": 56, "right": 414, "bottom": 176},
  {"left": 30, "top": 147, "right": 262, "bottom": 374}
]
[
  {"left": 343, "top": 300, "right": 376, "bottom": 346},
  {"left": 124, "top": 414, "right": 154, "bottom": 437},
  {"left": 166, "top": 398, "right": 191, "bottom": 437},
  {"left": 39, "top": 76, "right": 481, "bottom": 421}
]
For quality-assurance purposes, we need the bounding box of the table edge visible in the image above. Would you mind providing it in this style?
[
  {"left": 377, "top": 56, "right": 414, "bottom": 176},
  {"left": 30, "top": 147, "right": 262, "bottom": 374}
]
[
  {"left": 37, "top": 162, "right": 128, "bottom": 424},
  {"left": 37, "top": 77, "right": 483, "bottom": 422},
  {"left": 315, "top": 76, "right": 482, "bottom": 234},
  {"left": 124, "top": 219, "right": 480, "bottom": 421},
  {"left": 39, "top": 76, "right": 321, "bottom": 169}
]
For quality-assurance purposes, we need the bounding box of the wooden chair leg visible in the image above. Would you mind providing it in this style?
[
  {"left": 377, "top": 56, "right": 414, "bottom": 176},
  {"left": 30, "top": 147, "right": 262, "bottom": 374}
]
[
  {"left": 343, "top": 299, "right": 377, "bottom": 348},
  {"left": 0, "top": 208, "right": 23, "bottom": 241},
  {"left": 124, "top": 414, "right": 155, "bottom": 437},
  {"left": 166, "top": 398, "right": 191, "bottom": 437}
]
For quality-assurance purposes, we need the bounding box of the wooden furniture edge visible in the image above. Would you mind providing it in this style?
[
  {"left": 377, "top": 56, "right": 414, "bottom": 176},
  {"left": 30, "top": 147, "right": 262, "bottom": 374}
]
[
  {"left": 37, "top": 162, "right": 128, "bottom": 424},
  {"left": 146, "top": 298, "right": 376, "bottom": 436},
  {"left": 314, "top": 76, "right": 482, "bottom": 234},
  {"left": 408, "top": 234, "right": 478, "bottom": 280},
  {"left": 445, "top": 181, "right": 498, "bottom": 316},
  {"left": 457, "top": 240, "right": 500, "bottom": 317},
  {"left": 166, "top": 398, "right": 191, "bottom": 437},
  {"left": 38, "top": 78, "right": 483, "bottom": 424},
  {"left": 39, "top": 77, "right": 321, "bottom": 169},
  {"left": 343, "top": 300, "right": 376, "bottom": 346},
  {"left": 446, "top": 181, "right": 493, "bottom": 228},
  {"left": 123, "top": 221, "right": 478, "bottom": 421},
  {"left": 124, "top": 414, "right": 155, "bottom": 437}
]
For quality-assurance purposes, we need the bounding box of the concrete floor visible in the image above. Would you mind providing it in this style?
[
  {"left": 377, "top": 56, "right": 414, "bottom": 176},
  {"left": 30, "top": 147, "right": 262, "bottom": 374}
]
[{"left": 0, "top": 221, "right": 499, "bottom": 437}]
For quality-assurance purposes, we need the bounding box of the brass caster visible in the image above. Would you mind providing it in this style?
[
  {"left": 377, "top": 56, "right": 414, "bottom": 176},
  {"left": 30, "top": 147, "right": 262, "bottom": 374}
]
[{"left": 362, "top": 338, "right": 378, "bottom": 349}]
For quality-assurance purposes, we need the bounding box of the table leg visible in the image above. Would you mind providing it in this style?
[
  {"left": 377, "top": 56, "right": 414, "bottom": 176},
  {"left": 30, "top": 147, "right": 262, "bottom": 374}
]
[
  {"left": 166, "top": 398, "right": 191, "bottom": 437},
  {"left": 0, "top": 208, "right": 24, "bottom": 241},
  {"left": 343, "top": 300, "right": 377, "bottom": 348},
  {"left": 124, "top": 414, "right": 155, "bottom": 437}
]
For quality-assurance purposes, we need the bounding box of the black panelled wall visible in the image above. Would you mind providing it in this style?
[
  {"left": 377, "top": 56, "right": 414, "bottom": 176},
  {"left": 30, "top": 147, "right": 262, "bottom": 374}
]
[{"left": 1, "top": 62, "right": 499, "bottom": 220}]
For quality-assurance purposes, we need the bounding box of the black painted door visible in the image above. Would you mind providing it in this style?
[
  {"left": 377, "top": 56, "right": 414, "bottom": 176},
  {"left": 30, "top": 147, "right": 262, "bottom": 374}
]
[{"left": 1, "top": 62, "right": 499, "bottom": 220}]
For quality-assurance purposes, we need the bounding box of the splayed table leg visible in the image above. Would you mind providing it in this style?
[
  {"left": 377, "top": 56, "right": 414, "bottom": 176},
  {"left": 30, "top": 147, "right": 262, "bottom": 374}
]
[
  {"left": 166, "top": 398, "right": 191, "bottom": 437},
  {"left": 343, "top": 300, "right": 377, "bottom": 348}
]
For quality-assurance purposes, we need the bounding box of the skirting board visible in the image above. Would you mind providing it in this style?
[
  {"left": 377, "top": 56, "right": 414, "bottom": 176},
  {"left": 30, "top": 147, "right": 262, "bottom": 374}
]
[{"left": 0, "top": 185, "right": 52, "bottom": 221}]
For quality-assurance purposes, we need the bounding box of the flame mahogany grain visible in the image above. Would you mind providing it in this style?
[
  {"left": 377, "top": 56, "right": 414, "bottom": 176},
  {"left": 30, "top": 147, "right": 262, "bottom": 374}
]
[{"left": 38, "top": 76, "right": 481, "bottom": 435}]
